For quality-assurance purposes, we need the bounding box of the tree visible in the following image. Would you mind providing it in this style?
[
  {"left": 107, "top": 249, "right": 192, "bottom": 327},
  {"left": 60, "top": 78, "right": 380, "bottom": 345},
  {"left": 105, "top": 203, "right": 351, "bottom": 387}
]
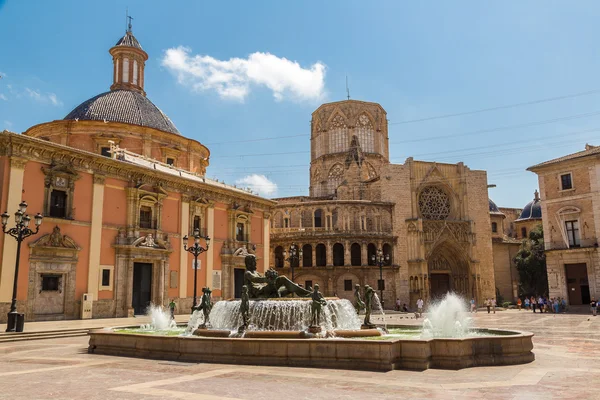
[{"left": 513, "top": 224, "right": 548, "bottom": 298}]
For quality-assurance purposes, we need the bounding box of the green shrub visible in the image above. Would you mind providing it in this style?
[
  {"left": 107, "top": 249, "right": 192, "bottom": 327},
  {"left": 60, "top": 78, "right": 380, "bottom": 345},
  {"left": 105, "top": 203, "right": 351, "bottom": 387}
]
[{"left": 502, "top": 301, "right": 511, "bottom": 308}]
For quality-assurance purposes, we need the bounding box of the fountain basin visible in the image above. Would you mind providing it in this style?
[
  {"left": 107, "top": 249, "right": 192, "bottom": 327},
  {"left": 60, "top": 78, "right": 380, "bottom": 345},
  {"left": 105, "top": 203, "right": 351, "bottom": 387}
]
[{"left": 88, "top": 325, "right": 534, "bottom": 371}]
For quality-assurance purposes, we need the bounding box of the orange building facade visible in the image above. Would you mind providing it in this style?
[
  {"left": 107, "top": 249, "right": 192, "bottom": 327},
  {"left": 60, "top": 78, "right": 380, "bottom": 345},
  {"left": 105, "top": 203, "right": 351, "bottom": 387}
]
[{"left": 0, "top": 28, "right": 273, "bottom": 322}]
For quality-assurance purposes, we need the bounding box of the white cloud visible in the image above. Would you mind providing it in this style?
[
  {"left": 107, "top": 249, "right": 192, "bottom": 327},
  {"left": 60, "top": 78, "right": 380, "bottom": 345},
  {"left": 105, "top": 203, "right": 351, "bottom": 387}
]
[
  {"left": 235, "top": 174, "right": 278, "bottom": 197},
  {"left": 0, "top": 94, "right": 6, "bottom": 101},
  {"left": 161, "top": 46, "right": 326, "bottom": 102},
  {"left": 25, "top": 88, "right": 62, "bottom": 106}
]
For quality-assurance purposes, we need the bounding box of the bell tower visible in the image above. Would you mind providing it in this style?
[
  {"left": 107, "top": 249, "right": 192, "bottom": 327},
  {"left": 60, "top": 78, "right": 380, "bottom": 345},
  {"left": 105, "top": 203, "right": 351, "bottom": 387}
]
[{"left": 109, "top": 18, "right": 148, "bottom": 95}]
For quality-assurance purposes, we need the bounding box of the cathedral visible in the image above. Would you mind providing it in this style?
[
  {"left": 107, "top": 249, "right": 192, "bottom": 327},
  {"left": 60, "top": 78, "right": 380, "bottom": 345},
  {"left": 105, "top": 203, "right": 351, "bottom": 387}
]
[{"left": 270, "top": 100, "right": 505, "bottom": 308}]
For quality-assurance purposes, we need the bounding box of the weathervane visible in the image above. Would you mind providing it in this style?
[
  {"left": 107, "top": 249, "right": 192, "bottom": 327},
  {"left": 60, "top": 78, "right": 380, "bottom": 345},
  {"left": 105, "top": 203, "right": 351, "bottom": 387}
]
[
  {"left": 126, "top": 8, "right": 133, "bottom": 33},
  {"left": 346, "top": 76, "right": 350, "bottom": 100}
]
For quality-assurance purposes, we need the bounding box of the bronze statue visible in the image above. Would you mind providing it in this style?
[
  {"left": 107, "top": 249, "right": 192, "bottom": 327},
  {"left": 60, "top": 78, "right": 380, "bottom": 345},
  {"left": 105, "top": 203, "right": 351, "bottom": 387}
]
[
  {"left": 354, "top": 283, "right": 365, "bottom": 314},
  {"left": 243, "top": 255, "right": 311, "bottom": 298},
  {"left": 363, "top": 285, "right": 376, "bottom": 328},
  {"left": 310, "top": 284, "right": 327, "bottom": 327},
  {"left": 198, "top": 287, "right": 212, "bottom": 328},
  {"left": 238, "top": 285, "right": 250, "bottom": 333}
]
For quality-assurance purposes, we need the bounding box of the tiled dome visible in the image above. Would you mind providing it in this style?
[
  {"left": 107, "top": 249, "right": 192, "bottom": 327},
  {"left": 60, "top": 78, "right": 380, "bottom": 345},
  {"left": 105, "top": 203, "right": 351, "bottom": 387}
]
[
  {"left": 64, "top": 90, "right": 180, "bottom": 135},
  {"left": 516, "top": 190, "right": 542, "bottom": 221}
]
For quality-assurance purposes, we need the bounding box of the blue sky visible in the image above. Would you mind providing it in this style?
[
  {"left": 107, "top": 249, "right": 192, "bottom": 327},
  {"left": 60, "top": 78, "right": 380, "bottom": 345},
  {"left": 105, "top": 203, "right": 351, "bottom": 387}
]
[{"left": 2, "top": 1, "right": 600, "bottom": 208}]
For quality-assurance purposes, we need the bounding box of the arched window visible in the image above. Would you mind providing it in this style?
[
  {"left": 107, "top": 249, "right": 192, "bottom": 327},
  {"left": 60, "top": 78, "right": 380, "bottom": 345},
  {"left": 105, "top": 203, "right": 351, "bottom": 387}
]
[
  {"left": 274, "top": 246, "right": 284, "bottom": 268},
  {"left": 521, "top": 227, "right": 527, "bottom": 239},
  {"left": 491, "top": 222, "right": 497, "bottom": 233},
  {"left": 351, "top": 243, "right": 361, "bottom": 266},
  {"left": 382, "top": 243, "right": 392, "bottom": 266},
  {"left": 314, "top": 209, "right": 323, "bottom": 228},
  {"left": 302, "top": 244, "right": 312, "bottom": 267},
  {"left": 329, "top": 114, "right": 348, "bottom": 153},
  {"left": 327, "top": 164, "right": 344, "bottom": 194},
  {"left": 367, "top": 243, "right": 377, "bottom": 266},
  {"left": 333, "top": 243, "right": 344, "bottom": 266},
  {"left": 356, "top": 114, "right": 374, "bottom": 153},
  {"left": 316, "top": 244, "right": 327, "bottom": 267}
]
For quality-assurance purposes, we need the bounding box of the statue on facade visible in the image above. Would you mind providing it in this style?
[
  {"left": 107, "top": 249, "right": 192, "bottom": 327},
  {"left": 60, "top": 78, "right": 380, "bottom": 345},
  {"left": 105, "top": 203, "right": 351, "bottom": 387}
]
[
  {"left": 362, "top": 285, "right": 376, "bottom": 328},
  {"left": 243, "top": 255, "right": 312, "bottom": 298},
  {"left": 140, "top": 234, "right": 156, "bottom": 247},
  {"left": 197, "top": 287, "right": 212, "bottom": 328},
  {"left": 354, "top": 283, "right": 365, "bottom": 315},
  {"left": 238, "top": 285, "right": 250, "bottom": 333},
  {"left": 310, "top": 284, "right": 327, "bottom": 328}
]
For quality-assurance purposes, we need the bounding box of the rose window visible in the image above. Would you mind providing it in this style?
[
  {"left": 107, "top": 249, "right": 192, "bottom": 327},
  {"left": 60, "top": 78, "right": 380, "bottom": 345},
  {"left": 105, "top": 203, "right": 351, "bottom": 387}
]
[{"left": 418, "top": 187, "right": 451, "bottom": 220}]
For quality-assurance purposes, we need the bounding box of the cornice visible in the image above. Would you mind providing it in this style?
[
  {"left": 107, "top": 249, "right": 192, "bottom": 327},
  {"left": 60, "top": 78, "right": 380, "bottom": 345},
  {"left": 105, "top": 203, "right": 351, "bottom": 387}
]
[{"left": 0, "top": 130, "right": 276, "bottom": 209}]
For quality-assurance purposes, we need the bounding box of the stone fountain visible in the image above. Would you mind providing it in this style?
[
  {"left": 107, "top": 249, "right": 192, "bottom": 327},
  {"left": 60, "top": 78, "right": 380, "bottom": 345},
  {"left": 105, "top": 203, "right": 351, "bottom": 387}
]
[{"left": 88, "top": 255, "right": 534, "bottom": 371}]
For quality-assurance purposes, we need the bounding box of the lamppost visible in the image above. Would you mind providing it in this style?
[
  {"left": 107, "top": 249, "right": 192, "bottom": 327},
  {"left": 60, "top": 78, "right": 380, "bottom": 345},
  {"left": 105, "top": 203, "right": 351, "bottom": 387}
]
[
  {"left": 283, "top": 243, "right": 302, "bottom": 282},
  {"left": 1, "top": 201, "right": 43, "bottom": 332},
  {"left": 183, "top": 228, "right": 210, "bottom": 313},
  {"left": 371, "top": 248, "right": 389, "bottom": 310}
]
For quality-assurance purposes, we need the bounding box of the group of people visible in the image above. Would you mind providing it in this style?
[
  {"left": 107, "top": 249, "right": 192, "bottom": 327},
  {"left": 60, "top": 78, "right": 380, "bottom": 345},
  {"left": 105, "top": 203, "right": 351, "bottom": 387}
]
[
  {"left": 467, "top": 297, "right": 497, "bottom": 313},
  {"left": 517, "top": 296, "right": 566, "bottom": 313}
]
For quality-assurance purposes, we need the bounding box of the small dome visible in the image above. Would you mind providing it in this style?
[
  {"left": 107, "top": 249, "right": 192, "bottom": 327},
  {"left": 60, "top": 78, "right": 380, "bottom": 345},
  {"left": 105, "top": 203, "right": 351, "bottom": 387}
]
[
  {"left": 64, "top": 90, "right": 179, "bottom": 135},
  {"left": 114, "top": 31, "right": 143, "bottom": 50},
  {"left": 516, "top": 190, "right": 542, "bottom": 221},
  {"left": 489, "top": 199, "right": 501, "bottom": 213}
]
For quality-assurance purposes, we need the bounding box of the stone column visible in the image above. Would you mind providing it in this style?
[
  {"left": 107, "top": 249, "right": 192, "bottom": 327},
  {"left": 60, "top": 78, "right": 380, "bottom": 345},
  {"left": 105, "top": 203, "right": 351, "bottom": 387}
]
[
  {"left": 179, "top": 197, "right": 190, "bottom": 298},
  {"left": 86, "top": 174, "right": 105, "bottom": 302},
  {"left": 0, "top": 157, "right": 27, "bottom": 302},
  {"left": 326, "top": 241, "right": 333, "bottom": 266},
  {"left": 312, "top": 245, "right": 316, "bottom": 267},
  {"left": 344, "top": 240, "right": 350, "bottom": 266},
  {"left": 361, "top": 242, "right": 368, "bottom": 266},
  {"left": 206, "top": 206, "right": 215, "bottom": 291},
  {"left": 263, "top": 213, "right": 270, "bottom": 272}
]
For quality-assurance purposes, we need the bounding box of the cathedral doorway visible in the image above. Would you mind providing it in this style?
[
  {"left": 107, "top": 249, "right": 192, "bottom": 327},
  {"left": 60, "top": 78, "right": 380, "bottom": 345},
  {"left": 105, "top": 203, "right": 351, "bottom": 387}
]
[
  {"left": 427, "top": 241, "right": 470, "bottom": 299},
  {"left": 430, "top": 273, "right": 451, "bottom": 300}
]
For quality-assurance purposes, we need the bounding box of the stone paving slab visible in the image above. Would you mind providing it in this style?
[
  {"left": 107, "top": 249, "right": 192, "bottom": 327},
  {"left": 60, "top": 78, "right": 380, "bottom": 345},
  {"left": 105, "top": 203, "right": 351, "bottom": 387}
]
[{"left": 1, "top": 310, "right": 600, "bottom": 399}]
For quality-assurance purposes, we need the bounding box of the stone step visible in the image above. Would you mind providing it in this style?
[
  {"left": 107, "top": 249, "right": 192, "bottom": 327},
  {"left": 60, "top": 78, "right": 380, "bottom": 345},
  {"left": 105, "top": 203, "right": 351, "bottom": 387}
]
[
  {"left": 0, "top": 329, "right": 90, "bottom": 343},
  {"left": 0, "top": 328, "right": 90, "bottom": 337}
]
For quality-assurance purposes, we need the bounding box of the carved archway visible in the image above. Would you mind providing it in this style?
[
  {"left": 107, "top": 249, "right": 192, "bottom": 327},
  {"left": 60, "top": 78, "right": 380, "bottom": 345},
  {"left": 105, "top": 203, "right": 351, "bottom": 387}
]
[{"left": 427, "top": 240, "right": 470, "bottom": 299}]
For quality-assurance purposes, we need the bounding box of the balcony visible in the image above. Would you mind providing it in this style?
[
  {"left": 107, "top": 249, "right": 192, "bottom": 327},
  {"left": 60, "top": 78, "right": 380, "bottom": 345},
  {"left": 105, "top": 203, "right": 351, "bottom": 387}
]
[
  {"left": 271, "top": 226, "right": 393, "bottom": 236},
  {"left": 544, "top": 238, "right": 598, "bottom": 251}
]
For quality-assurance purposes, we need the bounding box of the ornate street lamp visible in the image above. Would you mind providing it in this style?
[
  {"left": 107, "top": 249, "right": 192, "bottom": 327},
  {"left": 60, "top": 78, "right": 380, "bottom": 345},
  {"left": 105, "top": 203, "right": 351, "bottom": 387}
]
[
  {"left": 183, "top": 228, "right": 210, "bottom": 313},
  {"left": 371, "top": 248, "right": 390, "bottom": 310},
  {"left": 1, "top": 201, "right": 43, "bottom": 332},
  {"left": 283, "top": 243, "right": 302, "bottom": 282}
]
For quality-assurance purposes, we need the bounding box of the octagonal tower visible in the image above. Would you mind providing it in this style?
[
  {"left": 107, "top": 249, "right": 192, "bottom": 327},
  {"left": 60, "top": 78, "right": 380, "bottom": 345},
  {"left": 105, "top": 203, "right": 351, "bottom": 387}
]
[{"left": 309, "top": 100, "right": 389, "bottom": 198}]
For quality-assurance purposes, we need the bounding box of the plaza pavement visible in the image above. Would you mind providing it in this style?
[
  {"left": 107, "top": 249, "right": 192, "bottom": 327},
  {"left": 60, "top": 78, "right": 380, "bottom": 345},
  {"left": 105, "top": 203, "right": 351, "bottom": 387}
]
[{"left": 1, "top": 309, "right": 599, "bottom": 399}]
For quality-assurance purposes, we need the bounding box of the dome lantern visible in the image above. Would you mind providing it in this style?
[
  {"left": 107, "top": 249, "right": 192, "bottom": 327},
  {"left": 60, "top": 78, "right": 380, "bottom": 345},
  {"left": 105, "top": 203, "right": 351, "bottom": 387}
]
[{"left": 109, "top": 18, "right": 148, "bottom": 95}]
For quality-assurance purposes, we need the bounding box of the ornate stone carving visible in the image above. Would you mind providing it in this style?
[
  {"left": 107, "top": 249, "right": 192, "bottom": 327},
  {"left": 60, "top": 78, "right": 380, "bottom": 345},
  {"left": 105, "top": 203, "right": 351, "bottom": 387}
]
[
  {"left": 139, "top": 234, "right": 156, "bottom": 247},
  {"left": 418, "top": 187, "right": 451, "bottom": 220},
  {"left": 10, "top": 157, "right": 28, "bottom": 169},
  {"left": 31, "top": 226, "right": 80, "bottom": 249}
]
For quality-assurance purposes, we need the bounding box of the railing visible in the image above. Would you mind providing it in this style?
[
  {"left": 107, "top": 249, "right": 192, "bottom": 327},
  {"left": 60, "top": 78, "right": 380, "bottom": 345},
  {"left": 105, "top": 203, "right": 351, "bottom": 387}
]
[
  {"left": 544, "top": 238, "right": 598, "bottom": 251},
  {"left": 271, "top": 226, "right": 393, "bottom": 234}
]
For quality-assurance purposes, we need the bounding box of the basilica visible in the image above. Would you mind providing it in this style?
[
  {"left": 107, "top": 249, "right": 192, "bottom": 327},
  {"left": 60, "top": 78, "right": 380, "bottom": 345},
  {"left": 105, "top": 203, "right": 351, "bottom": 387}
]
[{"left": 0, "top": 27, "right": 273, "bottom": 322}]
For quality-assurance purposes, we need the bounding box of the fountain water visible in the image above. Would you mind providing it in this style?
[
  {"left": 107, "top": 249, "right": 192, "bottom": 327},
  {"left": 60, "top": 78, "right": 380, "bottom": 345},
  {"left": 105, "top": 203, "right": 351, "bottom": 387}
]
[
  {"left": 421, "top": 293, "right": 472, "bottom": 338},
  {"left": 139, "top": 304, "right": 178, "bottom": 331},
  {"left": 186, "top": 298, "right": 360, "bottom": 334}
]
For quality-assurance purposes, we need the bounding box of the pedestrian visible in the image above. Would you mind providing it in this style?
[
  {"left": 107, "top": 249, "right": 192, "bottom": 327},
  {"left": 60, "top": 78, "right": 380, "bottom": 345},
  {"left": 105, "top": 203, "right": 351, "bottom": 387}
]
[
  {"left": 396, "top": 298, "right": 401, "bottom": 311},
  {"left": 492, "top": 298, "right": 496, "bottom": 314},
  {"left": 538, "top": 296, "right": 544, "bottom": 313},
  {"left": 486, "top": 298, "right": 491, "bottom": 314},
  {"left": 416, "top": 297, "right": 424, "bottom": 318},
  {"left": 561, "top": 297, "right": 567, "bottom": 313},
  {"left": 553, "top": 298, "right": 559, "bottom": 314},
  {"left": 470, "top": 297, "right": 476, "bottom": 313},
  {"left": 168, "top": 299, "right": 176, "bottom": 320},
  {"left": 402, "top": 303, "right": 408, "bottom": 312},
  {"left": 524, "top": 297, "right": 530, "bottom": 310},
  {"left": 591, "top": 299, "right": 597, "bottom": 316},
  {"left": 531, "top": 296, "right": 537, "bottom": 313},
  {"left": 517, "top": 298, "right": 522, "bottom": 311}
]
